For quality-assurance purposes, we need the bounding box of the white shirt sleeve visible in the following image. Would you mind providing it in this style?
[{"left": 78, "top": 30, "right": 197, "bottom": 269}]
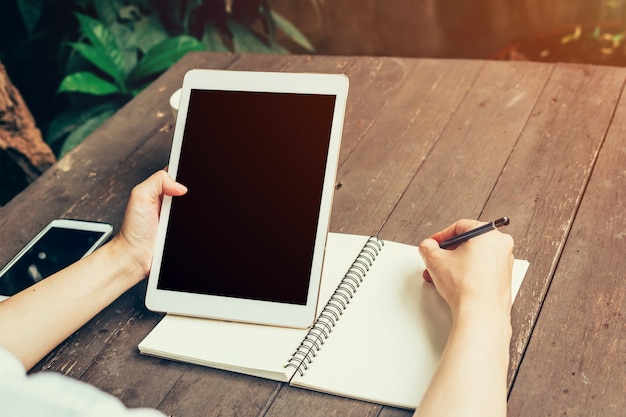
[{"left": 0, "top": 348, "right": 166, "bottom": 417}]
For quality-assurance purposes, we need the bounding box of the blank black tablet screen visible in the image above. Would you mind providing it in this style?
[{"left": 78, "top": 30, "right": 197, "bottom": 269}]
[{"left": 157, "top": 89, "right": 336, "bottom": 305}]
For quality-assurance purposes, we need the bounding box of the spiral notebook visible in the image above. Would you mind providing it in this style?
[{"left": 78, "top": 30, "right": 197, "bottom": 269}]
[{"left": 138, "top": 232, "right": 529, "bottom": 409}]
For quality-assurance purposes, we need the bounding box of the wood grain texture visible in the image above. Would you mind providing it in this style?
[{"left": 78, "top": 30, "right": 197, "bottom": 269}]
[
  {"left": 3, "top": 53, "right": 624, "bottom": 417},
  {"left": 481, "top": 63, "right": 626, "bottom": 387},
  {"left": 331, "top": 58, "right": 485, "bottom": 236},
  {"left": 381, "top": 60, "right": 552, "bottom": 244},
  {"left": 508, "top": 67, "right": 626, "bottom": 417}
]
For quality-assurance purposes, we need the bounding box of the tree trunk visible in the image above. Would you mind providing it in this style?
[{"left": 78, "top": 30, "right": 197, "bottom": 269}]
[{"left": 0, "top": 60, "right": 56, "bottom": 205}]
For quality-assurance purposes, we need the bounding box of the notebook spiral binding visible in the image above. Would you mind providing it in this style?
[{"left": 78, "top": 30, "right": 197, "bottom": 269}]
[{"left": 285, "top": 235, "right": 385, "bottom": 376}]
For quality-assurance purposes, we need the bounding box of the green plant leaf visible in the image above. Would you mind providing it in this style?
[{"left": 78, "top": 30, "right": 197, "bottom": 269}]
[
  {"left": 46, "top": 102, "right": 122, "bottom": 146},
  {"left": 58, "top": 107, "right": 118, "bottom": 158},
  {"left": 75, "top": 13, "right": 126, "bottom": 80},
  {"left": 58, "top": 72, "right": 121, "bottom": 95},
  {"left": 309, "top": 0, "right": 323, "bottom": 24},
  {"left": 97, "top": 2, "right": 170, "bottom": 55},
  {"left": 258, "top": 0, "right": 277, "bottom": 41},
  {"left": 131, "top": 14, "right": 169, "bottom": 54},
  {"left": 183, "top": 0, "right": 204, "bottom": 35},
  {"left": 130, "top": 86, "right": 146, "bottom": 97},
  {"left": 102, "top": 23, "right": 139, "bottom": 74},
  {"left": 17, "top": 0, "right": 45, "bottom": 34},
  {"left": 202, "top": 24, "right": 229, "bottom": 52},
  {"left": 227, "top": 21, "right": 287, "bottom": 54},
  {"left": 93, "top": 0, "right": 120, "bottom": 27},
  {"left": 270, "top": 10, "right": 315, "bottom": 52},
  {"left": 68, "top": 42, "right": 124, "bottom": 84},
  {"left": 92, "top": 2, "right": 146, "bottom": 71},
  {"left": 128, "top": 35, "right": 206, "bottom": 83}
]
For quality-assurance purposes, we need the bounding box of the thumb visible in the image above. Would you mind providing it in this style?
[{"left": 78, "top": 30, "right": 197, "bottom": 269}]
[
  {"left": 418, "top": 236, "right": 440, "bottom": 262},
  {"left": 418, "top": 237, "right": 440, "bottom": 283},
  {"left": 160, "top": 173, "right": 188, "bottom": 197}
]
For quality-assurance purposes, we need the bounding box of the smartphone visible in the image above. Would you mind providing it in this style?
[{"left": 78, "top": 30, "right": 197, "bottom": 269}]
[{"left": 0, "top": 219, "right": 113, "bottom": 300}]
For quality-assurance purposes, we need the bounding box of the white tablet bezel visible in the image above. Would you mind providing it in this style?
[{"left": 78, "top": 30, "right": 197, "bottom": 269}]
[{"left": 146, "top": 69, "right": 349, "bottom": 328}]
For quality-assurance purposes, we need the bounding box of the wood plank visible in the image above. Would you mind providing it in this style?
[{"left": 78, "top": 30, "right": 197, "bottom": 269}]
[
  {"left": 333, "top": 56, "right": 415, "bottom": 165},
  {"left": 330, "top": 58, "right": 486, "bottom": 236},
  {"left": 508, "top": 69, "right": 626, "bottom": 417},
  {"left": 75, "top": 303, "right": 196, "bottom": 407},
  {"left": 157, "top": 367, "right": 280, "bottom": 417},
  {"left": 379, "top": 409, "right": 413, "bottom": 417},
  {"left": 80, "top": 304, "right": 280, "bottom": 415},
  {"left": 36, "top": 284, "right": 149, "bottom": 376},
  {"left": 265, "top": 385, "right": 382, "bottom": 417},
  {"left": 381, "top": 59, "right": 552, "bottom": 244},
  {"left": 479, "top": 63, "right": 626, "bottom": 386}
]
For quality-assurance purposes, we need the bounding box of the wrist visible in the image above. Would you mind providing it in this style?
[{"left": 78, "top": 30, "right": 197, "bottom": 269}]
[
  {"left": 453, "top": 302, "right": 513, "bottom": 340},
  {"left": 103, "top": 237, "right": 150, "bottom": 288}
]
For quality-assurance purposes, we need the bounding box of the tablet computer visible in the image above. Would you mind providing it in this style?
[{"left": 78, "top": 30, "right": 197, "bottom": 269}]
[{"left": 146, "top": 69, "right": 349, "bottom": 328}]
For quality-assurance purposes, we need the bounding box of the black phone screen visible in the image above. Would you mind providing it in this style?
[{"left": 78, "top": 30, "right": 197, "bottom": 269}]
[{"left": 0, "top": 227, "right": 107, "bottom": 297}]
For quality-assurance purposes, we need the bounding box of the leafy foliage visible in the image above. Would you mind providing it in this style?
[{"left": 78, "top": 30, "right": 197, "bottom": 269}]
[{"left": 7, "top": 0, "right": 315, "bottom": 157}]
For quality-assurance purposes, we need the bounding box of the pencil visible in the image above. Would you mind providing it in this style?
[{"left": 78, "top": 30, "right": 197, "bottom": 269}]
[{"left": 438, "top": 217, "right": 510, "bottom": 249}]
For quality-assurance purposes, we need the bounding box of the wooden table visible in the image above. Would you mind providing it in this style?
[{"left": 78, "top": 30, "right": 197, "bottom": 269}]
[{"left": 1, "top": 52, "right": 624, "bottom": 416}]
